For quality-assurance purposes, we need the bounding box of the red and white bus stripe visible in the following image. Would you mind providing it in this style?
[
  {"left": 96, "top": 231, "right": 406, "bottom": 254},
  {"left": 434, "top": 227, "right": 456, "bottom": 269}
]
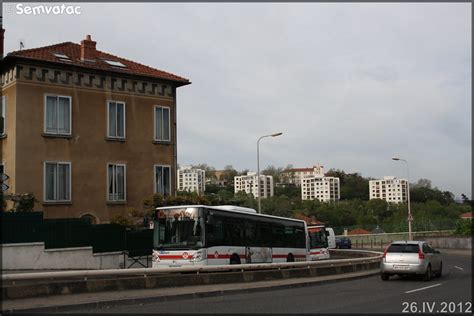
[{"left": 158, "top": 253, "right": 307, "bottom": 260}]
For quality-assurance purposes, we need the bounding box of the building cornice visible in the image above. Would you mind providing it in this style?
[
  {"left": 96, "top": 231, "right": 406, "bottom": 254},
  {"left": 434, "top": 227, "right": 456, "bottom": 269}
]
[{"left": 1, "top": 60, "right": 178, "bottom": 99}]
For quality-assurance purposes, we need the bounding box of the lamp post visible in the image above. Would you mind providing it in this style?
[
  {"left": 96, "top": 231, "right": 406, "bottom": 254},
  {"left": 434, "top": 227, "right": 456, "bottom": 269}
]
[
  {"left": 257, "top": 132, "right": 283, "bottom": 213},
  {"left": 392, "top": 157, "right": 413, "bottom": 240}
]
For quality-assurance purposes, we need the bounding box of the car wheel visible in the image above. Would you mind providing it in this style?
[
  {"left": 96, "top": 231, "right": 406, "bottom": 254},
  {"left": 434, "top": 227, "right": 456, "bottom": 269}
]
[
  {"left": 423, "top": 265, "right": 432, "bottom": 281},
  {"left": 381, "top": 273, "right": 390, "bottom": 281}
]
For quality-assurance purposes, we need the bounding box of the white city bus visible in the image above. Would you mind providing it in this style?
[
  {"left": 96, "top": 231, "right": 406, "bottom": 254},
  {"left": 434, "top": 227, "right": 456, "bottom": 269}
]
[
  {"left": 152, "top": 205, "right": 308, "bottom": 267},
  {"left": 307, "top": 225, "right": 330, "bottom": 260}
]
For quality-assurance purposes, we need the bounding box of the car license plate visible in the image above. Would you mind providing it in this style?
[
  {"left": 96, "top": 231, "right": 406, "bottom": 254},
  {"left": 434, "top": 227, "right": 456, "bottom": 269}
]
[{"left": 393, "top": 265, "right": 409, "bottom": 271}]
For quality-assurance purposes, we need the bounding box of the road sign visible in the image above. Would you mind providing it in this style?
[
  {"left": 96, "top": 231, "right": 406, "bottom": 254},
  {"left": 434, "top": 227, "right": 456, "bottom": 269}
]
[
  {"left": 0, "top": 173, "right": 9, "bottom": 182},
  {"left": 1, "top": 183, "right": 9, "bottom": 192}
]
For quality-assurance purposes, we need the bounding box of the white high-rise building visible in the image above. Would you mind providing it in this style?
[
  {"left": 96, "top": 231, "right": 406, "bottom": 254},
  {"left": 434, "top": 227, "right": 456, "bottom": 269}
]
[
  {"left": 301, "top": 165, "right": 340, "bottom": 202},
  {"left": 177, "top": 166, "right": 206, "bottom": 195},
  {"left": 369, "top": 176, "right": 407, "bottom": 203},
  {"left": 234, "top": 172, "right": 274, "bottom": 198}
]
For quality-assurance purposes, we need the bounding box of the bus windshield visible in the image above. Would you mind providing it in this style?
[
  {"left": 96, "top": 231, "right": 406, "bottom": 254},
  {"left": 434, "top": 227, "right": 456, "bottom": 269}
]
[
  {"left": 309, "top": 227, "right": 328, "bottom": 248},
  {"left": 153, "top": 207, "right": 204, "bottom": 250}
]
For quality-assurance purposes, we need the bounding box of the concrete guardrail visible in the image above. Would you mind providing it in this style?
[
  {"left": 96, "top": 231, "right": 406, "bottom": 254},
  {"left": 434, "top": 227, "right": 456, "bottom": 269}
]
[{"left": 2, "top": 249, "right": 382, "bottom": 300}]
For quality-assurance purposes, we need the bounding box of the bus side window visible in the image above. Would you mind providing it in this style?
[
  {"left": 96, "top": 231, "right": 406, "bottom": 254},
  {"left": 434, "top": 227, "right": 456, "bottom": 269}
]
[
  {"left": 284, "top": 226, "right": 295, "bottom": 248},
  {"left": 244, "top": 221, "right": 256, "bottom": 246},
  {"left": 223, "top": 218, "right": 243, "bottom": 246},
  {"left": 206, "top": 216, "right": 224, "bottom": 247},
  {"left": 272, "top": 224, "right": 285, "bottom": 248},
  {"left": 256, "top": 222, "right": 272, "bottom": 247},
  {"left": 295, "top": 227, "right": 305, "bottom": 248}
]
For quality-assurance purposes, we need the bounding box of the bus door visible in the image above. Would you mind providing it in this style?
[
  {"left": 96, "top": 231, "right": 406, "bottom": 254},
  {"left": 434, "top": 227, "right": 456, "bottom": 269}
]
[
  {"left": 246, "top": 246, "right": 272, "bottom": 263},
  {"left": 244, "top": 221, "right": 272, "bottom": 263}
]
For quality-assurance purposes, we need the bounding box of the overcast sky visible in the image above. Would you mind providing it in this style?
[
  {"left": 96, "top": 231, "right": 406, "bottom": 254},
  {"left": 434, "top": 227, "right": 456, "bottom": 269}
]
[{"left": 3, "top": 3, "right": 471, "bottom": 198}]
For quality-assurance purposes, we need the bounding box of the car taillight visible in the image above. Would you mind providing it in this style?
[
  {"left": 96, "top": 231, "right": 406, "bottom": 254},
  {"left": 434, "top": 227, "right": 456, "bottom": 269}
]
[
  {"left": 382, "top": 246, "right": 389, "bottom": 261},
  {"left": 418, "top": 247, "right": 425, "bottom": 260}
]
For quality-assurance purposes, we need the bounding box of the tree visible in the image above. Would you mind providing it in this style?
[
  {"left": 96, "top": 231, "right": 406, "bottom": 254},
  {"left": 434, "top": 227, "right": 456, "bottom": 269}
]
[
  {"left": 413, "top": 178, "right": 432, "bottom": 189},
  {"left": 215, "top": 188, "right": 234, "bottom": 202},
  {"left": 192, "top": 163, "right": 216, "bottom": 179},
  {"left": 274, "top": 185, "right": 300, "bottom": 199},
  {"left": 143, "top": 193, "right": 210, "bottom": 213},
  {"left": 204, "top": 184, "right": 221, "bottom": 194},
  {"left": 262, "top": 165, "right": 283, "bottom": 183},
  {"left": 222, "top": 165, "right": 238, "bottom": 184},
  {"left": 461, "top": 193, "right": 472, "bottom": 205},
  {"left": 279, "top": 164, "right": 295, "bottom": 184},
  {"left": 6, "top": 193, "right": 37, "bottom": 212},
  {"left": 238, "top": 169, "right": 249, "bottom": 176},
  {"left": 410, "top": 186, "right": 455, "bottom": 205},
  {"left": 367, "top": 198, "right": 390, "bottom": 222},
  {"left": 326, "top": 169, "right": 369, "bottom": 200}
]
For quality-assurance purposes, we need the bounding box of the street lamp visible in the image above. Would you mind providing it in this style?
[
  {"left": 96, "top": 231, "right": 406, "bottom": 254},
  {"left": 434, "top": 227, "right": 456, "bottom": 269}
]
[
  {"left": 257, "top": 132, "right": 283, "bottom": 213},
  {"left": 392, "top": 157, "right": 413, "bottom": 241}
]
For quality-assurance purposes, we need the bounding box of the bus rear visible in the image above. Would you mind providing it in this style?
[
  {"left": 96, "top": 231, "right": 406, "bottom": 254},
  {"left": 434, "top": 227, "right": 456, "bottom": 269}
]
[{"left": 307, "top": 225, "right": 330, "bottom": 260}]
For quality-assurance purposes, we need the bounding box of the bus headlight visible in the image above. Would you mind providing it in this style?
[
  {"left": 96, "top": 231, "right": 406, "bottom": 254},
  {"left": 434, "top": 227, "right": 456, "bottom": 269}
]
[{"left": 152, "top": 250, "right": 160, "bottom": 262}]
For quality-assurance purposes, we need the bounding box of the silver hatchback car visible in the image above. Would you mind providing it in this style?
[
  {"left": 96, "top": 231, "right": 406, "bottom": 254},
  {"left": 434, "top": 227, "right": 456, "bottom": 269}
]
[{"left": 380, "top": 241, "right": 442, "bottom": 281}]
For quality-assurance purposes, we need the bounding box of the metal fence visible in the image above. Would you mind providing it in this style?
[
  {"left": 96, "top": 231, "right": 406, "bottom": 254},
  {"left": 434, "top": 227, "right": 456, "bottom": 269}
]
[
  {"left": 339, "top": 230, "right": 454, "bottom": 248},
  {"left": 1, "top": 212, "right": 148, "bottom": 254}
]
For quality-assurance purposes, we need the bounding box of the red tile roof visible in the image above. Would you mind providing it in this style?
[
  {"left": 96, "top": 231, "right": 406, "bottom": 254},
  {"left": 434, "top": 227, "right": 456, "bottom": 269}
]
[
  {"left": 287, "top": 168, "right": 314, "bottom": 173},
  {"left": 5, "top": 40, "right": 190, "bottom": 85},
  {"left": 284, "top": 166, "right": 325, "bottom": 173},
  {"left": 294, "top": 213, "right": 324, "bottom": 225},
  {"left": 460, "top": 212, "right": 472, "bottom": 219},
  {"left": 348, "top": 228, "right": 371, "bottom": 235}
]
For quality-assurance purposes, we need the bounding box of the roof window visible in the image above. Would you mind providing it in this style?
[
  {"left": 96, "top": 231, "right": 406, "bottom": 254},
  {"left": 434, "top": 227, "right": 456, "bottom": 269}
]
[
  {"left": 104, "top": 60, "right": 127, "bottom": 68},
  {"left": 52, "top": 52, "right": 71, "bottom": 61}
]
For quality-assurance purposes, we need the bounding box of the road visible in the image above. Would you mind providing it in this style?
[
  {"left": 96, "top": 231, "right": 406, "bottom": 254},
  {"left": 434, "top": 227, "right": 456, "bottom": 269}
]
[{"left": 71, "top": 253, "right": 472, "bottom": 314}]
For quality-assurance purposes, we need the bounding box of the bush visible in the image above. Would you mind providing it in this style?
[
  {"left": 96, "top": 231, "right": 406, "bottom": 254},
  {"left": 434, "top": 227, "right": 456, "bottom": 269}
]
[
  {"left": 143, "top": 193, "right": 211, "bottom": 213},
  {"left": 454, "top": 220, "right": 473, "bottom": 236},
  {"left": 7, "top": 193, "right": 37, "bottom": 212},
  {"left": 110, "top": 214, "right": 134, "bottom": 227}
]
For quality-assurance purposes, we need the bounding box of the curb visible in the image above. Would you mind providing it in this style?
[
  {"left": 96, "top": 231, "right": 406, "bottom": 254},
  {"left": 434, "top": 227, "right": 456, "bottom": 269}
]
[{"left": 2, "top": 269, "right": 380, "bottom": 313}]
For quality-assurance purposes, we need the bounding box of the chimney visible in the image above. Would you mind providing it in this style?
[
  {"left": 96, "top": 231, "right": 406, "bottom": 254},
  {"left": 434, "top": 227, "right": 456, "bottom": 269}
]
[{"left": 80, "top": 34, "right": 97, "bottom": 61}]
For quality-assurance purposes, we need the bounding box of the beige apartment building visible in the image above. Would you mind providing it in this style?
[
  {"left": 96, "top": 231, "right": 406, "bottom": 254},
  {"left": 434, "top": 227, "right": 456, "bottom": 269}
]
[
  {"left": 177, "top": 166, "right": 206, "bottom": 195},
  {"left": 300, "top": 165, "right": 340, "bottom": 202},
  {"left": 234, "top": 172, "right": 274, "bottom": 198},
  {"left": 369, "top": 176, "right": 408, "bottom": 203},
  {"left": 0, "top": 32, "right": 190, "bottom": 223}
]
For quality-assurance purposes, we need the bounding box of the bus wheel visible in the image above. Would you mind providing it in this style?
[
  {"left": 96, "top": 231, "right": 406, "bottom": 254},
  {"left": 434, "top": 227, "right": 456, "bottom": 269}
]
[
  {"left": 287, "top": 254, "right": 295, "bottom": 262},
  {"left": 230, "top": 254, "right": 241, "bottom": 265}
]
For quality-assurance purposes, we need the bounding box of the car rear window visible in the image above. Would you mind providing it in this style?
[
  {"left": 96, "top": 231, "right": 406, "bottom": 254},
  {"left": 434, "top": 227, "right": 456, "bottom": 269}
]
[{"left": 387, "top": 244, "right": 419, "bottom": 253}]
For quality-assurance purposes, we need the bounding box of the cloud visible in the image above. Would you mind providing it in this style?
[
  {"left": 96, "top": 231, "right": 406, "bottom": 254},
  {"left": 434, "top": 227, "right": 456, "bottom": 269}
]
[{"left": 4, "top": 2, "right": 471, "bottom": 197}]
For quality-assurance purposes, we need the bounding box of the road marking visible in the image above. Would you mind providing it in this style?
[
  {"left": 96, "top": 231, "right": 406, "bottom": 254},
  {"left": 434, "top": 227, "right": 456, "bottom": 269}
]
[
  {"left": 405, "top": 283, "right": 442, "bottom": 294},
  {"left": 454, "top": 266, "right": 464, "bottom": 271}
]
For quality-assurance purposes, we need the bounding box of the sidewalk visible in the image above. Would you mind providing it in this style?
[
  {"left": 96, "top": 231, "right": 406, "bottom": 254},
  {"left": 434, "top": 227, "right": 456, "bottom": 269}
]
[{"left": 1, "top": 269, "right": 379, "bottom": 313}]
